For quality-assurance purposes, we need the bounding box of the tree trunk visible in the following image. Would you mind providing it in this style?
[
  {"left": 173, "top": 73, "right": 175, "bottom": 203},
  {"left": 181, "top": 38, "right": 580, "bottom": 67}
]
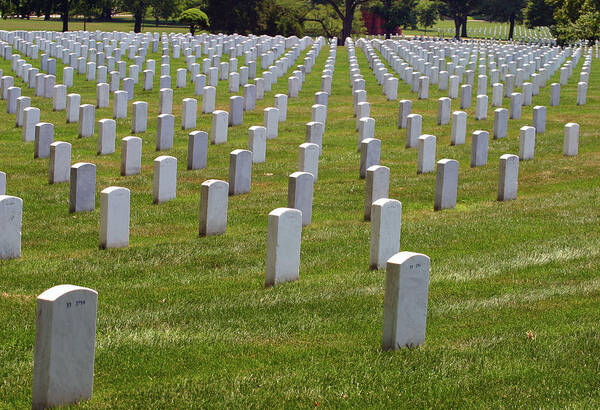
[
  {"left": 461, "top": 16, "right": 467, "bottom": 38},
  {"left": 454, "top": 17, "right": 460, "bottom": 39},
  {"left": 155, "top": 17, "right": 159, "bottom": 27},
  {"left": 134, "top": 11, "right": 143, "bottom": 33},
  {"left": 44, "top": 11, "right": 51, "bottom": 20},
  {"left": 508, "top": 14, "right": 515, "bottom": 40},
  {"left": 61, "top": 2, "right": 69, "bottom": 32},
  {"left": 190, "top": 25, "right": 196, "bottom": 36}
]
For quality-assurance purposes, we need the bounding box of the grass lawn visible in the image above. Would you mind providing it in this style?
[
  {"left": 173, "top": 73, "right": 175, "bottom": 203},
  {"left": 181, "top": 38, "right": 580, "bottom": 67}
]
[{"left": 0, "top": 20, "right": 599, "bottom": 408}]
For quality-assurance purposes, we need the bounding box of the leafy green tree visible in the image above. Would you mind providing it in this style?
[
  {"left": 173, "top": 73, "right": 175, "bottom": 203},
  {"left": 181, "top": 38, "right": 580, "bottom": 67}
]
[
  {"left": 121, "top": 0, "right": 150, "bottom": 32},
  {"left": 524, "top": 0, "right": 557, "bottom": 27},
  {"left": 369, "top": 0, "right": 418, "bottom": 38},
  {"left": 481, "top": 0, "right": 526, "bottom": 40},
  {"left": 150, "top": 0, "right": 179, "bottom": 26},
  {"left": 416, "top": 0, "right": 440, "bottom": 33},
  {"left": 312, "top": 0, "right": 370, "bottom": 43},
  {"left": 553, "top": 0, "right": 600, "bottom": 44},
  {"left": 206, "top": 0, "right": 265, "bottom": 34},
  {"left": 179, "top": 7, "right": 209, "bottom": 34},
  {"left": 439, "top": 0, "right": 477, "bottom": 38}
]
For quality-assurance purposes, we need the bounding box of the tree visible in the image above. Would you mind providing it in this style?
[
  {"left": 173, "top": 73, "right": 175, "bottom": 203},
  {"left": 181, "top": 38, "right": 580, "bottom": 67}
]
[
  {"left": 58, "top": 0, "right": 79, "bottom": 31},
  {"left": 553, "top": 0, "right": 600, "bottom": 44},
  {"left": 122, "top": 0, "right": 150, "bottom": 32},
  {"left": 312, "top": 0, "right": 370, "bottom": 44},
  {"left": 524, "top": 0, "right": 557, "bottom": 28},
  {"left": 439, "top": 0, "right": 477, "bottom": 38},
  {"left": 179, "top": 7, "right": 209, "bottom": 35},
  {"left": 151, "top": 0, "right": 179, "bottom": 26},
  {"left": 416, "top": 0, "right": 440, "bottom": 33},
  {"left": 369, "top": 0, "right": 419, "bottom": 39},
  {"left": 206, "top": 0, "right": 265, "bottom": 34},
  {"left": 481, "top": 0, "right": 526, "bottom": 40}
]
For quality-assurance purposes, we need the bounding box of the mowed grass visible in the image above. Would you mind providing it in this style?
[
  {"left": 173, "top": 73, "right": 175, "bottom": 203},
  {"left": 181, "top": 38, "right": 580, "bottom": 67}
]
[{"left": 1, "top": 21, "right": 599, "bottom": 408}]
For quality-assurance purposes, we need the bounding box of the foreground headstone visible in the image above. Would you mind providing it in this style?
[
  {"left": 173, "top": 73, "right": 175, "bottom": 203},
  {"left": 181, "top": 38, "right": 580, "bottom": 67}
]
[
  {"left": 417, "top": 135, "right": 436, "bottom": 174},
  {"left": 360, "top": 138, "right": 381, "bottom": 179},
  {"left": 364, "top": 165, "right": 390, "bottom": 221},
  {"left": 23, "top": 107, "right": 40, "bottom": 142},
  {"left": 188, "top": 131, "right": 208, "bottom": 170},
  {"left": 199, "top": 179, "right": 229, "bottom": 236},
  {"left": 121, "top": 137, "right": 142, "bottom": 176},
  {"left": 99, "top": 187, "right": 130, "bottom": 249},
  {"left": 434, "top": 159, "right": 458, "bottom": 211},
  {"left": 498, "top": 154, "right": 519, "bottom": 201},
  {"left": 248, "top": 126, "right": 266, "bottom": 163},
  {"left": 181, "top": 98, "right": 197, "bottom": 130},
  {"left": 493, "top": 108, "right": 508, "bottom": 139},
  {"left": 519, "top": 126, "right": 536, "bottom": 160},
  {"left": 288, "top": 172, "right": 314, "bottom": 226},
  {"left": 437, "top": 97, "right": 451, "bottom": 125},
  {"left": 450, "top": 111, "right": 466, "bottom": 145},
  {"left": 49, "top": 142, "right": 71, "bottom": 184},
  {"left": 298, "top": 143, "right": 319, "bottom": 181},
  {"left": 131, "top": 101, "right": 148, "bottom": 133},
  {"left": 78, "top": 104, "right": 95, "bottom": 138},
  {"left": 274, "top": 94, "right": 288, "bottom": 121},
  {"left": 471, "top": 131, "right": 489, "bottom": 167},
  {"left": 381, "top": 252, "right": 431, "bottom": 350},
  {"left": 156, "top": 114, "right": 174, "bottom": 151},
  {"left": 0, "top": 195, "right": 22, "bottom": 260},
  {"left": 113, "top": 90, "right": 127, "bottom": 119},
  {"left": 370, "top": 198, "right": 402, "bottom": 270},
  {"left": 229, "top": 149, "right": 252, "bottom": 195},
  {"left": 229, "top": 96, "right": 244, "bottom": 126},
  {"left": 211, "top": 110, "right": 229, "bottom": 144},
  {"left": 70, "top": 163, "right": 96, "bottom": 212},
  {"left": 264, "top": 107, "right": 279, "bottom": 139},
  {"left": 306, "top": 122, "right": 324, "bottom": 155},
  {"left": 406, "top": 114, "right": 422, "bottom": 148},
  {"left": 564, "top": 123, "right": 579, "bottom": 156},
  {"left": 265, "top": 208, "right": 302, "bottom": 287},
  {"left": 153, "top": 156, "right": 177, "bottom": 203},
  {"left": 32, "top": 285, "right": 98, "bottom": 409},
  {"left": 66, "top": 93, "right": 80, "bottom": 123},
  {"left": 34, "top": 123, "right": 54, "bottom": 159},
  {"left": 398, "top": 100, "right": 412, "bottom": 129},
  {"left": 97, "top": 119, "right": 116, "bottom": 155},
  {"left": 532, "top": 106, "right": 546, "bottom": 133}
]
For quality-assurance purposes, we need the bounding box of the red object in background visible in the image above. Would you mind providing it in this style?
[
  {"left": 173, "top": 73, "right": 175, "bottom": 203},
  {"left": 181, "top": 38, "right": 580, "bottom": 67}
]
[{"left": 361, "top": 9, "right": 402, "bottom": 35}]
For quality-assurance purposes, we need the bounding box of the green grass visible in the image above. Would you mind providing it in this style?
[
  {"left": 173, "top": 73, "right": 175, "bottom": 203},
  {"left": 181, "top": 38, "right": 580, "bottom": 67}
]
[{"left": 1, "top": 20, "right": 599, "bottom": 408}]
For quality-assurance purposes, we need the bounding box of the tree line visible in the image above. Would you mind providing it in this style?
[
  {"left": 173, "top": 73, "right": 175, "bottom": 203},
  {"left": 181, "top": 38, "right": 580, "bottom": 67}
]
[{"left": 0, "top": 0, "right": 598, "bottom": 45}]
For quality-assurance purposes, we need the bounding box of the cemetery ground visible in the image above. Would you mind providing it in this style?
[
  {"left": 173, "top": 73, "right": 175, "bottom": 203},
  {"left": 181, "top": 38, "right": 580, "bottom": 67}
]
[{"left": 1, "top": 33, "right": 600, "bottom": 408}]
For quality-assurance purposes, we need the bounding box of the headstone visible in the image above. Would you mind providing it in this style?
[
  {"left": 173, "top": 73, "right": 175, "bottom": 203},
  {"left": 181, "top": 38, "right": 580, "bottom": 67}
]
[
  {"left": 274, "top": 94, "right": 288, "bottom": 121},
  {"left": 405, "top": 114, "right": 422, "bottom": 148},
  {"left": 298, "top": 143, "right": 319, "bottom": 181},
  {"left": 99, "top": 187, "right": 130, "bottom": 248},
  {"left": 159, "top": 88, "right": 173, "bottom": 115},
  {"left": 264, "top": 107, "right": 279, "bottom": 139},
  {"left": 532, "top": 106, "right": 546, "bottom": 133},
  {"left": 577, "top": 82, "right": 587, "bottom": 105},
  {"left": 113, "top": 90, "right": 127, "bottom": 119},
  {"left": 450, "top": 111, "right": 467, "bottom": 145},
  {"left": 187, "top": 131, "right": 208, "bottom": 170},
  {"left": 97, "top": 119, "right": 116, "bottom": 155},
  {"left": 509, "top": 92, "right": 522, "bottom": 119},
  {"left": 211, "top": 110, "right": 229, "bottom": 144},
  {"left": 66, "top": 93, "right": 80, "bottom": 123},
  {"left": 370, "top": 198, "right": 402, "bottom": 270},
  {"left": 470, "top": 130, "right": 489, "bottom": 167},
  {"left": 70, "top": 163, "right": 96, "bottom": 212},
  {"left": 32, "top": 285, "right": 98, "bottom": 408},
  {"left": 288, "top": 172, "right": 314, "bottom": 226},
  {"left": 358, "top": 117, "right": 375, "bottom": 150},
  {"left": 398, "top": 100, "right": 411, "bottom": 129},
  {"left": 156, "top": 114, "right": 174, "bottom": 151},
  {"left": 437, "top": 97, "right": 451, "bottom": 125},
  {"left": 229, "top": 96, "right": 244, "bottom": 126},
  {"left": 49, "top": 142, "right": 71, "bottom": 184},
  {"left": 360, "top": 138, "right": 381, "bottom": 179},
  {"left": 120, "top": 137, "right": 142, "bottom": 176},
  {"left": 199, "top": 179, "right": 229, "bottom": 236},
  {"left": 381, "top": 252, "right": 431, "bottom": 350},
  {"left": 519, "top": 126, "right": 536, "bottom": 160},
  {"left": 78, "top": 104, "right": 95, "bottom": 138},
  {"left": 460, "top": 84, "right": 472, "bottom": 109},
  {"left": 0, "top": 195, "right": 23, "bottom": 260},
  {"left": 550, "top": 83, "right": 560, "bottom": 106},
  {"left": 153, "top": 156, "right": 177, "bottom": 203},
  {"left": 434, "top": 159, "right": 458, "bottom": 211},
  {"left": 475, "top": 95, "right": 488, "bottom": 120},
  {"left": 202, "top": 86, "right": 216, "bottom": 113},
  {"left": 305, "top": 122, "right": 324, "bottom": 155},
  {"left": 364, "top": 165, "right": 390, "bottom": 221},
  {"left": 228, "top": 150, "right": 252, "bottom": 195},
  {"left": 493, "top": 108, "right": 508, "bottom": 139},
  {"left": 96, "top": 83, "right": 109, "bottom": 108},
  {"left": 498, "top": 154, "right": 519, "bottom": 201},
  {"left": 248, "top": 126, "right": 267, "bottom": 163},
  {"left": 564, "top": 123, "right": 579, "bottom": 156},
  {"left": 131, "top": 101, "right": 148, "bottom": 133},
  {"left": 265, "top": 208, "right": 302, "bottom": 287},
  {"left": 23, "top": 107, "right": 40, "bottom": 142},
  {"left": 417, "top": 135, "right": 436, "bottom": 174},
  {"left": 6, "top": 86, "right": 20, "bottom": 114},
  {"left": 34, "top": 122, "right": 54, "bottom": 158},
  {"left": 181, "top": 98, "right": 197, "bottom": 129},
  {"left": 16, "top": 96, "right": 31, "bottom": 127}
]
